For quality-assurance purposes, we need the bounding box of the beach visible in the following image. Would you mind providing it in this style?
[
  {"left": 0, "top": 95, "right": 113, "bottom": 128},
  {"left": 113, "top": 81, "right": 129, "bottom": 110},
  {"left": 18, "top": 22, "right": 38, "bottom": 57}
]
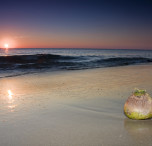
[
  {"left": 1, "top": 0, "right": 152, "bottom": 145},
  {"left": 0, "top": 64, "right": 152, "bottom": 146}
]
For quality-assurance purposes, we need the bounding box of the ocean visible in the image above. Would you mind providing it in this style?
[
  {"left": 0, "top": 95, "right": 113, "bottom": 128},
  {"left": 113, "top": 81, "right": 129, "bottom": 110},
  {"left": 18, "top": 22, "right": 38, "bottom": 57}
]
[{"left": 0, "top": 48, "right": 152, "bottom": 78}]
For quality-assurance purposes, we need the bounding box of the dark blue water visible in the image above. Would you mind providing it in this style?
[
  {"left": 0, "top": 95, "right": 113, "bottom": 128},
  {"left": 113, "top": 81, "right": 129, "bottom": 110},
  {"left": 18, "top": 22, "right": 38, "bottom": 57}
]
[{"left": 0, "top": 48, "right": 152, "bottom": 78}]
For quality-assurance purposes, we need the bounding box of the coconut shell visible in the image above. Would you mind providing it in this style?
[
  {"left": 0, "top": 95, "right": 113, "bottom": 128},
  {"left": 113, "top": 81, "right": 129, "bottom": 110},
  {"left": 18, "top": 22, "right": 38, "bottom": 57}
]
[{"left": 124, "top": 93, "right": 152, "bottom": 120}]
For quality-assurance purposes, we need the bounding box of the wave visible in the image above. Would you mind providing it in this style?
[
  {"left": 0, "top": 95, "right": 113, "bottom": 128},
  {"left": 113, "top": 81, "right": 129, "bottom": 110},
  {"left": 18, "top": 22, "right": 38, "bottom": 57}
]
[
  {"left": 95, "top": 57, "right": 152, "bottom": 67},
  {"left": 0, "top": 54, "right": 152, "bottom": 71}
]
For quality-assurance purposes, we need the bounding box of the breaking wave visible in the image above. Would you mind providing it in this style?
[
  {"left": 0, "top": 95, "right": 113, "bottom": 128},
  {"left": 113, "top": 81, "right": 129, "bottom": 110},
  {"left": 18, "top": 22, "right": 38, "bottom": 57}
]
[{"left": 0, "top": 54, "right": 152, "bottom": 71}]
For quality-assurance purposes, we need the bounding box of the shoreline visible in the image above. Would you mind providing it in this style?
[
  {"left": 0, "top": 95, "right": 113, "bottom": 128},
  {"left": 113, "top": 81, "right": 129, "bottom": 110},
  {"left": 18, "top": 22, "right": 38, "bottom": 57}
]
[{"left": 1, "top": 62, "right": 152, "bottom": 79}]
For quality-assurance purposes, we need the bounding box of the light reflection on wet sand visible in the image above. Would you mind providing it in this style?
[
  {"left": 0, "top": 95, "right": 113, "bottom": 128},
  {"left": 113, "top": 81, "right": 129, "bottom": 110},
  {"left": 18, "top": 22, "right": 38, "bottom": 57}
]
[
  {"left": 7, "top": 90, "right": 17, "bottom": 112},
  {"left": 0, "top": 89, "right": 17, "bottom": 113}
]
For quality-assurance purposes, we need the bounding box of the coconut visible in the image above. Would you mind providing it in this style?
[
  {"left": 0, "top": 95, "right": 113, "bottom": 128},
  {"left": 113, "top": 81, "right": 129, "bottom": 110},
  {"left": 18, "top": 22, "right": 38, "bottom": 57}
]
[{"left": 124, "top": 89, "right": 152, "bottom": 120}]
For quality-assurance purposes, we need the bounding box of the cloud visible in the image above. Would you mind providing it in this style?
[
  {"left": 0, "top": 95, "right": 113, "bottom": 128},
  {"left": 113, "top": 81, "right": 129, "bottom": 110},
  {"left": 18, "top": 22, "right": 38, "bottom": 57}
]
[{"left": 13, "top": 35, "right": 28, "bottom": 39}]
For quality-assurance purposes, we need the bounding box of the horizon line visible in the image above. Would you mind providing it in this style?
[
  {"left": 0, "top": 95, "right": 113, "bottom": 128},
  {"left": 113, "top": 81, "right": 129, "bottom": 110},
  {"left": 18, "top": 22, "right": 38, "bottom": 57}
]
[{"left": 0, "top": 47, "right": 152, "bottom": 50}]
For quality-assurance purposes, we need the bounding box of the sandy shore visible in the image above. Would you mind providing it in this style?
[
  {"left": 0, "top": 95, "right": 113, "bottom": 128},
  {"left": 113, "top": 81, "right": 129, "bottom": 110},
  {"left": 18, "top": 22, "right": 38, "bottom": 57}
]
[{"left": 0, "top": 64, "right": 152, "bottom": 146}]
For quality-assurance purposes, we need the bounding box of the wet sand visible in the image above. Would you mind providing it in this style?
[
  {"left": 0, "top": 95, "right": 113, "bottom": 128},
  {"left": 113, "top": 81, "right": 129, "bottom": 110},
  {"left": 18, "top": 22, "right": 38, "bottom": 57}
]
[{"left": 0, "top": 64, "right": 152, "bottom": 146}]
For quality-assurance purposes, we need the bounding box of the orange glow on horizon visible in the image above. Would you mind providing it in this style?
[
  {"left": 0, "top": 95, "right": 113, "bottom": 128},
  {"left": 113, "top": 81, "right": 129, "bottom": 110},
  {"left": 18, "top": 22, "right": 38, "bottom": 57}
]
[
  {"left": 0, "top": 38, "right": 16, "bottom": 48},
  {"left": 0, "top": 34, "right": 152, "bottom": 49}
]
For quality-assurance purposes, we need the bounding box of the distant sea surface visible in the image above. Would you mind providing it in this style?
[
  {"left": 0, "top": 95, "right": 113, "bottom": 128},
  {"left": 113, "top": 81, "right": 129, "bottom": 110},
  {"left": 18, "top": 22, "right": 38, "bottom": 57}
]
[{"left": 0, "top": 48, "right": 152, "bottom": 78}]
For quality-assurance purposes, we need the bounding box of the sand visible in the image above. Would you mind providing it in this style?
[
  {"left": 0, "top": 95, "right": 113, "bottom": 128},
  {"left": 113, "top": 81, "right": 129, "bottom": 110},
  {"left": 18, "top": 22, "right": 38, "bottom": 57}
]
[{"left": 0, "top": 64, "right": 152, "bottom": 146}]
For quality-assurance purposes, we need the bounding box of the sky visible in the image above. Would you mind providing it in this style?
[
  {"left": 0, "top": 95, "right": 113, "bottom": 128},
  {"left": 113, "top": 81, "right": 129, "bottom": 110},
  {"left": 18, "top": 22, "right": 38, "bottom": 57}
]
[{"left": 0, "top": 0, "right": 152, "bottom": 49}]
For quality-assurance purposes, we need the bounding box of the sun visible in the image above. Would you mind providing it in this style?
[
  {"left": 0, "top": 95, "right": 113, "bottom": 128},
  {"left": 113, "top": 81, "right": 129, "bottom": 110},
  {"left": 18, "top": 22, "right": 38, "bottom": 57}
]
[{"left": 4, "top": 44, "right": 9, "bottom": 48}]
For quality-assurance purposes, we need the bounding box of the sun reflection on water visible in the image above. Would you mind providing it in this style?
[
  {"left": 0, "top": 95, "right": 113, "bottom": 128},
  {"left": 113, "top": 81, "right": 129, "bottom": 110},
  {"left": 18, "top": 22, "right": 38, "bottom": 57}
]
[{"left": 5, "top": 48, "right": 8, "bottom": 55}]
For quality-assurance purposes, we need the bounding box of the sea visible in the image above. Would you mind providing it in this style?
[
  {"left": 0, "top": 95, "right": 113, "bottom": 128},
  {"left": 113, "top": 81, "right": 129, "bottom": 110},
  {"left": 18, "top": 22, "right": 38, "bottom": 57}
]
[{"left": 0, "top": 48, "right": 152, "bottom": 78}]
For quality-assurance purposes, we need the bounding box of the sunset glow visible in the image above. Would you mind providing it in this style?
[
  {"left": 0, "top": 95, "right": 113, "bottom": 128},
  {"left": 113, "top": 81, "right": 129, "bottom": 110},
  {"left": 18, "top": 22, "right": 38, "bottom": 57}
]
[
  {"left": 0, "top": 0, "right": 152, "bottom": 49},
  {"left": 4, "top": 44, "right": 9, "bottom": 48},
  {"left": 0, "top": 38, "right": 16, "bottom": 49}
]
